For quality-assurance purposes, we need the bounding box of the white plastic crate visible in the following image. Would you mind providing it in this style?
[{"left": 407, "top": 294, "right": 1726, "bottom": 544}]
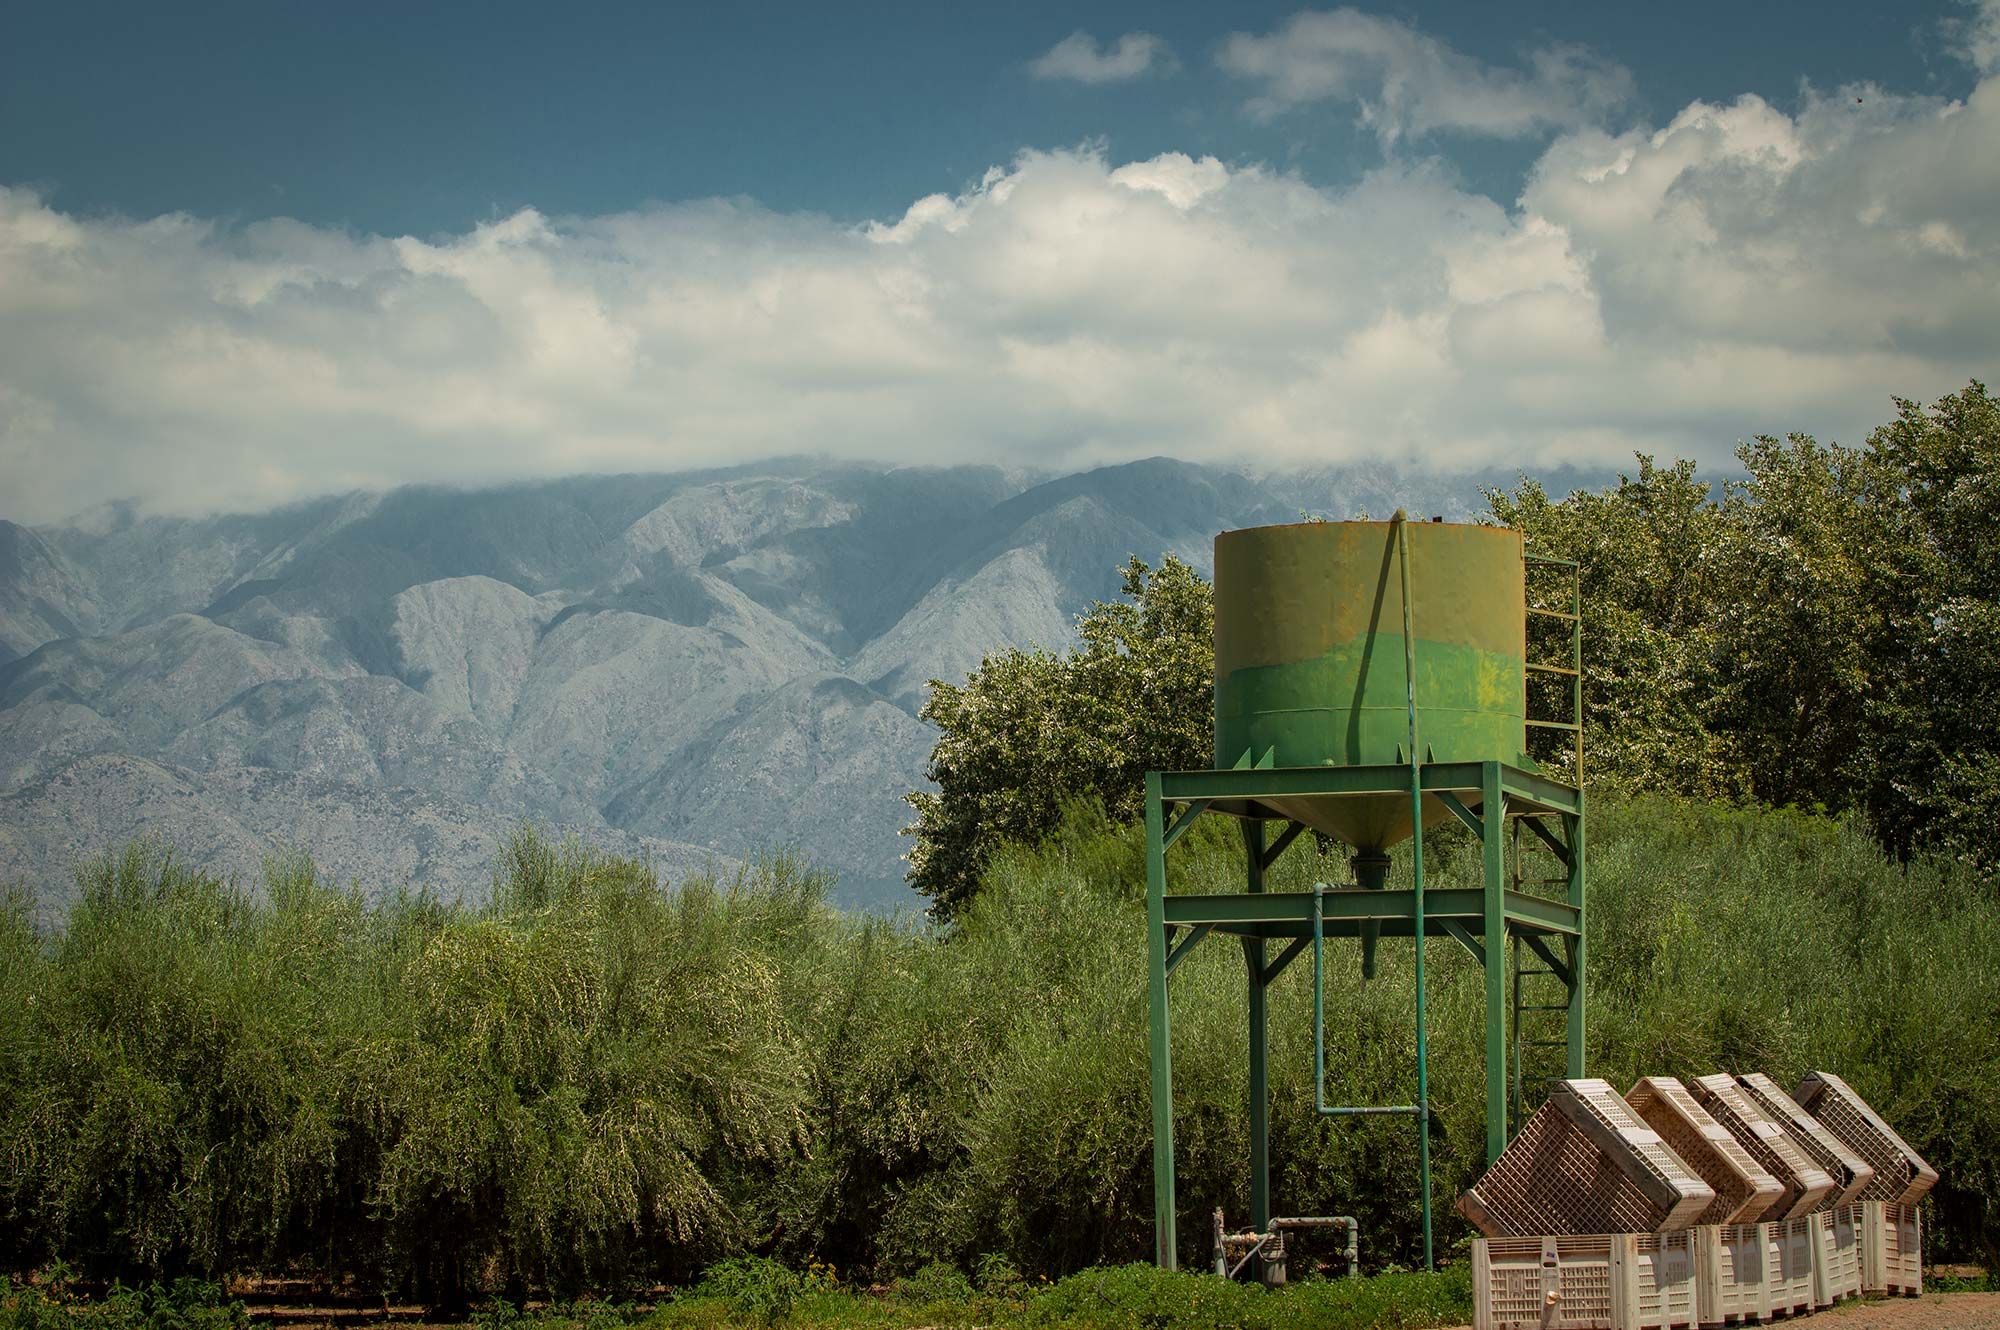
[
  {"left": 1794, "top": 1071, "right": 1939, "bottom": 1205},
  {"left": 1460, "top": 1080, "right": 1716, "bottom": 1237},
  {"left": 1694, "top": 1223, "right": 1766, "bottom": 1326},
  {"left": 1626, "top": 1232, "right": 1700, "bottom": 1330},
  {"left": 1736, "top": 1073, "right": 1874, "bottom": 1207},
  {"left": 1627, "top": 1077, "right": 1784, "bottom": 1226},
  {"left": 1860, "top": 1200, "right": 1922, "bottom": 1295},
  {"left": 1688, "top": 1075, "right": 1834, "bottom": 1220},
  {"left": 1473, "top": 1234, "right": 1698, "bottom": 1330},
  {"left": 1476, "top": 1236, "right": 1617, "bottom": 1330},
  {"left": 1762, "top": 1216, "right": 1816, "bottom": 1319},
  {"left": 1811, "top": 1204, "right": 1862, "bottom": 1307}
]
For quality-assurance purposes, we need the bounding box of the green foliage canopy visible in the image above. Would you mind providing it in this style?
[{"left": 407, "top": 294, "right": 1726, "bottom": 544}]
[{"left": 904, "top": 556, "right": 1212, "bottom": 919}]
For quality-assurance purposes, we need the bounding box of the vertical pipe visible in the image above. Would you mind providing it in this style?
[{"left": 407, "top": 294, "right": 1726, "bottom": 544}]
[
  {"left": 1394, "top": 513, "right": 1435, "bottom": 1272},
  {"left": 1483, "top": 760, "right": 1509, "bottom": 1165},
  {"left": 1566, "top": 808, "right": 1587, "bottom": 1078},
  {"left": 1146, "top": 771, "right": 1177, "bottom": 1268},
  {"left": 1354, "top": 851, "right": 1390, "bottom": 978},
  {"left": 1243, "top": 820, "right": 1270, "bottom": 1236}
]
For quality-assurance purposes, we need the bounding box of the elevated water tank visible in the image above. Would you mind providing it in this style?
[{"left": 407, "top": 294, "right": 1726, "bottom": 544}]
[{"left": 1212, "top": 519, "right": 1526, "bottom": 851}]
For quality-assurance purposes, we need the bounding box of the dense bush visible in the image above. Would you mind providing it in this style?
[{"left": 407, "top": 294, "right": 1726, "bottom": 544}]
[{"left": 2, "top": 796, "right": 1996, "bottom": 1291}]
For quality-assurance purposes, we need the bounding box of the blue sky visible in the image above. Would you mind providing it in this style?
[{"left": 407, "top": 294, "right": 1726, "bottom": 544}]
[
  {"left": 1, "top": 3, "right": 1997, "bottom": 520},
  {"left": 4, "top": 1, "right": 1981, "bottom": 232}
]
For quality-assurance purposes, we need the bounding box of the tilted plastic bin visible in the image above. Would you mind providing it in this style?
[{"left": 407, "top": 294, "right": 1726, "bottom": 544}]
[
  {"left": 1736, "top": 1072, "right": 1874, "bottom": 1207},
  {"left": 1627, "top": 1077, "right": 1784, "bottom": 1226},
  {"left": 1793, "top": 1071, "right": 1938, "bottom": 1205},
  {"left": 1460, "top": 1079, "right": 1716, "bottom": 1238},
  {"left": 1688, "top": 1074, "right": 1834, "bottom": 1220}
]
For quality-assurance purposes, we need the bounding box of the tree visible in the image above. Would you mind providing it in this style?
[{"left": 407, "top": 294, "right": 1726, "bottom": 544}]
[
  {"left": 1855, "top": 381, "right": 2000, "bottom": 869},
  {"left": 904, "top": 556, "right": 1212, "bottom": 919},
  {"left": 1486, "top": 457, "right": 1740, "bottom": 797}
]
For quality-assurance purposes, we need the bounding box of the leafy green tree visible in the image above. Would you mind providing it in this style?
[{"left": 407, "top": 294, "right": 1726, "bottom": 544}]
[
  {"left": 903, "top": 557, "right": 1212, "bottom": 919},
  {"left": 1855, "top": 381, "right": 2000, "bottom": 869},
  {"left": 1486, "top": 457, "right": 1739, "bottom": 796}
]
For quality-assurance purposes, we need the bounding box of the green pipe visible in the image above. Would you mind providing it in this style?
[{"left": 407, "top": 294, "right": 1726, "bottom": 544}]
[
  {"left": 1305, "top": 515, "right": 1434, "bottom": 1271},
  {"left": 1312, "top": 884, "right": 1420, "bottom": 1118},
  {"left": 1396, "top": 512, "right": 1436, "bottom": 1273}
]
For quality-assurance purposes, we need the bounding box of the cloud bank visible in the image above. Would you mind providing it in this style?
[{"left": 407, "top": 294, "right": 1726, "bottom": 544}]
[
  {"left": 1029, "top": 30, "right": 1176, "bottom": 84},
  {"left": 1219, "top": 8, "right": 1635, "bottom": 142},
  {"left": 1, "top": 69, "right": 1997, "bottom": 520}
]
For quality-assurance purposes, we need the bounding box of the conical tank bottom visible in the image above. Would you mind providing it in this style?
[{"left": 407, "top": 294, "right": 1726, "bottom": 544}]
[{"left": 1248, "top": 790, "right": 1439, "bottom": 855}]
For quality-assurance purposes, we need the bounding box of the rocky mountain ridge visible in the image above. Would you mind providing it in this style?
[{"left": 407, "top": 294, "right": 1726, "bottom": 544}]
[{"left": 0, "top": 457, "right": 1580, "bottom": 911}]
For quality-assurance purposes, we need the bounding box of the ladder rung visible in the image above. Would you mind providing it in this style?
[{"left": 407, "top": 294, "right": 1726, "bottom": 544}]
[
  {"left": 1527, "top": 607, "right": 1579, "bottom": 621},
  {"left": 1526, "top": 663, "right": 1579, "bottom": 676},
  {"left": 1525, "top": 720, "right": 1581, "bottom": 731},
  {"left": 1519, "top": 1003, "right": 1569, "bottom": 1012},
  {"left": 1515, "top": 967, "right": 1557, "bottom": 977}
]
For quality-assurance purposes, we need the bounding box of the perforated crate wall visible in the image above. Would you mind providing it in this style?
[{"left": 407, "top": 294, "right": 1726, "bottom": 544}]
[
  {"left": 1688, "top": 1074, "right": 1834, "bottom": 1220},
  {"left": 1812, "top": 1205, "right": 1863, "bottom": 1307},
  {"left": 1794, "top": 1071, "right": 1939, "bottom": 1205},
  {"left": 1736, "top": 1072, "right": 1875, "bottom": 1207},
  {"left": 1458, "top": 1080, "right": 1715, "bottom": 1237},
  {"left": 1626, "top": 1077, "right": 1783, "bottom": 1226},
  {"left": 1475, "top": 1236, "right": 1617, "bottom": 1330},
  {"left": 1763, "top": 1216, "right": 1817, "bottom": 1318},
  {"left": 1625, "top": 1231, "right": 1699, "bottom": 1330},
  {"left": 1472, "top": 1235, "right": 1697, "bottom": 1330},
  {"left": 1861, "top": 1200, "right": 1922, "bottom": 1296},
  {"left": 1695, "top": 1223, "right": 1767, "bottom": 1327}
]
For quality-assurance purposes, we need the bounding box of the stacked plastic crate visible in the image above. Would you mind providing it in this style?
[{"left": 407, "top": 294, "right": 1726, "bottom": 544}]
[
  {"left": 1688, "top": 1073, "right": 1835, "bottom": 1320},
  {"left": 1460, "top": 1073, "right": 1934, "bottom": 1329},
  {"left": 1460, "top": 1079, "right": 1715, "bottom": 1330},
  {"left": 1624, "top": 1077, "right": 1784, "bottom": 1326},
  {"left": 1794, "top": 1071, "right": 1937, "bottom": 1297},
  {"left": 1735, "top": 1073, "right": 1874, "bottom": 1308}
]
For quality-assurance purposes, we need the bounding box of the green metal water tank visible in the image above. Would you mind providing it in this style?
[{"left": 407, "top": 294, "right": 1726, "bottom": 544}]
[{"left": 1212, "top": 519, "right": 1527, "bottom": 851}]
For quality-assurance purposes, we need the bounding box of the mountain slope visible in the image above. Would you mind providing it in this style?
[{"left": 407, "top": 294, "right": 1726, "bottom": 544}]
[{"left": 0, "top": 457, "right": 1594, "bottom": 909}]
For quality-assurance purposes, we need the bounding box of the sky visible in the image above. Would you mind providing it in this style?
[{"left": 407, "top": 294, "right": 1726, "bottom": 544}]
[{"left": 2, "top": 0, "right": 1997, "bottom": 520}]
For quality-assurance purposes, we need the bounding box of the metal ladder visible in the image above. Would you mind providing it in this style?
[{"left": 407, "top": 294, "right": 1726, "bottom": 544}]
[
  {"left": 1510, "top": 551, "right": 1583, "bottom": 1135},
  {"left": 1508, "top": 817, "right": 1574, "bottom": 1136},
  {"left": 1523, "top": 554, "right": 1583, "bottom": 781}
]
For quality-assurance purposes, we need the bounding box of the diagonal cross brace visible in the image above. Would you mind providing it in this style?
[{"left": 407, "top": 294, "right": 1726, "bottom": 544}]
[
  {"left": 1166, "top": 923, "right": 1213, "bottom": 974},
  {"left": 1163, "top": 800, "right": 1213, "bottom": 851},
  {"left": 1520, "top": 932, "right": 1573, "bottom": 988}
]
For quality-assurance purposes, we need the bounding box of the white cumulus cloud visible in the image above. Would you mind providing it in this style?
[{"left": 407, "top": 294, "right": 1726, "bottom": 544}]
[
  {"left": 1029, "top": 30, "right": 1177, "bottom": 84},
  {"left": 1, "top": 64, "right": 1997, "bottom": 521},
  {"left": 1219, "top": 8, "right": 1635, "bottom": 144}
]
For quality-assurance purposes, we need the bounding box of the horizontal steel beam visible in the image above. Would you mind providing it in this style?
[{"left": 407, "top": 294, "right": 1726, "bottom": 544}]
[
  {"left": 1161, "top": 888, "right": 1579, "bottom": 939},
  {"left": 1155, "top": 762, "right": 1580, "bottom": 816}
]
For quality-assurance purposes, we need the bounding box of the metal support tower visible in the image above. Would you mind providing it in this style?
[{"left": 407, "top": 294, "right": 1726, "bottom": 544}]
[{"left": 1144, "top": 761, "right": 1585, "bottom": 1271}]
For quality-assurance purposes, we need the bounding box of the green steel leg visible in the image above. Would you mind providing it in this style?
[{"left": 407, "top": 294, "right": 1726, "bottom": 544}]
[
  {"left": 1509, "top": 933, "right": 1523, "bottom": 1137},
  {"left": 1147, "top": 772, "right": 1176, "bottom": 1269},
  {"left": 1566, "top": 807, "right": 1587, "bottom": 1077},
  {"left": 1243, "top": 821, "right": 1270, "bottom": 1234},
  {"left": 1482, "top": 761, "right": 1508, "bottom": 1166}
]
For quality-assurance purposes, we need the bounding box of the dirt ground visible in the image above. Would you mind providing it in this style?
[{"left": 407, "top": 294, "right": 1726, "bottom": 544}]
[
  {"left": 1816, "top": 1292, "right": 2000, "bottom": 1327},
  {"left": 1437, "top": 1293, "right": 2000, "bottom": 1330}
]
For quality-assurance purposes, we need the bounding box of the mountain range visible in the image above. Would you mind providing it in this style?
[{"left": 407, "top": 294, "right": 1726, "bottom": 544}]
[{"left": 0, "top": 457, "right": 1594, "bottom": 912}]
